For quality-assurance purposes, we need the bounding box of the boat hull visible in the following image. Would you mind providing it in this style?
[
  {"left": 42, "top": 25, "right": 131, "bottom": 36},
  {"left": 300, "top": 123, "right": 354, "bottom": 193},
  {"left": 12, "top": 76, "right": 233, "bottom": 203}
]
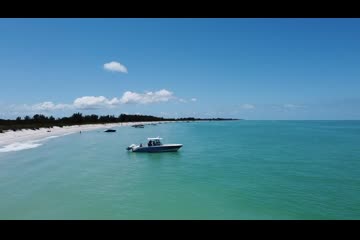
[{"left": 131, "top": 144, "right": 182, "bottom": 153}]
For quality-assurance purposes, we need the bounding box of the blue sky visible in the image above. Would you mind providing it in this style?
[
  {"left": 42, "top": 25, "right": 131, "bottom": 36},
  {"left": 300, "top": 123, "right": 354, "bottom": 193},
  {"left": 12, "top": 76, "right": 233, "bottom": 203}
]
[{"left": 1, "top": 18, "right": 360, "bottom": 119}]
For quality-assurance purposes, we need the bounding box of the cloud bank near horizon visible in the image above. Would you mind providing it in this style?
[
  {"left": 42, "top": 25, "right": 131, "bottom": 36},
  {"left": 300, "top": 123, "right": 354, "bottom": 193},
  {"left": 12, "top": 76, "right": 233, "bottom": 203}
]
[{"left": 21, "top": 89, "right": 180, "bottom": 112}]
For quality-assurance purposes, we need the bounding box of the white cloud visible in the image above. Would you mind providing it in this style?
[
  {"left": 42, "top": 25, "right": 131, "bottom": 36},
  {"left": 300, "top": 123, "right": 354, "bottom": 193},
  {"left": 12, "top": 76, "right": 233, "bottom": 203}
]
[
  {"left": 241, "top": 104, "right": 255, "bottom": 109},
  {"left": 73, "top": 96, "right": 119, "bottom": 109},
  {"left": 120, "top": 89, "right": 174, "bottom": 104},
  {"left": 103, "top": 61, "right": 128, "bottom": 73},
  {"left": 283, "top": 104, "right": 304, "bottom": 109},
  {"left": 20, "top": 89, "right": 176, "bottom": 113},
  {"left": 31, "top": 102, "right": 70, "bottom": 111},
  {"left": 177, "top": 98, "right": 196, "bottom": 103}
]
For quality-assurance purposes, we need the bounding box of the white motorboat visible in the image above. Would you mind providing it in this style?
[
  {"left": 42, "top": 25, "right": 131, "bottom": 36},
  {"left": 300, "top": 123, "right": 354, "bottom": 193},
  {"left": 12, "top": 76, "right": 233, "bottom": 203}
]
[{"left": 126, "top": 137, "right": 182, "bottom": 153}]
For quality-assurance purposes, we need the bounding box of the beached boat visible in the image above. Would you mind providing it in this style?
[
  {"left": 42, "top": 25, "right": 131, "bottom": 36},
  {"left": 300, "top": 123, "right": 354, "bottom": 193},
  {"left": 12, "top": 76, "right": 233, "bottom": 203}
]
[
  {"left": 104, "top": 129, "right": 116, "bottom": 132},
  {"left": 126, "top": 137, "right": 182, "bottom": 152}
]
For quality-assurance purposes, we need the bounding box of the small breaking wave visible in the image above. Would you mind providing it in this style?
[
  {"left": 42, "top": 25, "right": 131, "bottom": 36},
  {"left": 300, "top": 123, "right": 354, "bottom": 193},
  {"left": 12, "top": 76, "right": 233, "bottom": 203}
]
[
  {"left": 0, "top": 142, "right": 43, "bottom": 153},
  {"left": 0, "top": 135, "right": 62, "bottom": 153},
  {"left": 41, "top": 135, "right": 60, "bottom": 140},
  {"left": 62, "top": 132, "right": 76, "bottom": 136}
]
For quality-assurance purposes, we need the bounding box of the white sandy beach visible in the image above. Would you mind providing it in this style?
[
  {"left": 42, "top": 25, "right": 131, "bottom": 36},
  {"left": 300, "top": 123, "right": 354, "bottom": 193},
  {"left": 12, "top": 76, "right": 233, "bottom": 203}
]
[{"left": 0, "top": 121, "right": 172, "bottom": 152}]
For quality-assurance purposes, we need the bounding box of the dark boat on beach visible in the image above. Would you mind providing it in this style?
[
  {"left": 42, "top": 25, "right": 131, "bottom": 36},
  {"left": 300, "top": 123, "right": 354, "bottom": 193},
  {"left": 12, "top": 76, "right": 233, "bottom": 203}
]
[{"left": 104, "top": 129, "right": 116, "bottom": 132}]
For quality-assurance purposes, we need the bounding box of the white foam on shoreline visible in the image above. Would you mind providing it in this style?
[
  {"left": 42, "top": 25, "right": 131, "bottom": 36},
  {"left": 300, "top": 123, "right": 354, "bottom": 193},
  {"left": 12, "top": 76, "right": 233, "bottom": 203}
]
[
  {"left": 0, "top": 142, "right": 43, "bottom": 153},
  {"left": 41, "top": 135, "right": 60, "bottom": 140},
  {"left": 0, "top": 121, "right": 174, "bottom": 153},
  {"left": 0, "top": 136, "right": 62, "bottom": 153}
]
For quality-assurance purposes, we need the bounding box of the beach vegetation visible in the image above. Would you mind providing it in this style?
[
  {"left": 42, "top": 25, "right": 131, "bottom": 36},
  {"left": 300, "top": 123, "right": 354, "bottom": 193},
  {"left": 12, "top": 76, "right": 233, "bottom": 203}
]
[{"left": 0, "top": 113, "right": 239, "bottom": 132}]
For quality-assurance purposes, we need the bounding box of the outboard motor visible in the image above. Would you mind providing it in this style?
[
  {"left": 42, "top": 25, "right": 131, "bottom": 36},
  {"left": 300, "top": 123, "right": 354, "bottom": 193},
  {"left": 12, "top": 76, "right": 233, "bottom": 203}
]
[{"left": 126, "top": 144, "right": 137, "bottom": 151}]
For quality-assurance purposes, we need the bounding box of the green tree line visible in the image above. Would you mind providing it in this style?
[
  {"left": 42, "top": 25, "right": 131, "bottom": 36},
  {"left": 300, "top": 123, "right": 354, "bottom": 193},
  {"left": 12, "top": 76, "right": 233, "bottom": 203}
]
[{"left": 0, "top": 113, "right": 238, "bottom": 133}]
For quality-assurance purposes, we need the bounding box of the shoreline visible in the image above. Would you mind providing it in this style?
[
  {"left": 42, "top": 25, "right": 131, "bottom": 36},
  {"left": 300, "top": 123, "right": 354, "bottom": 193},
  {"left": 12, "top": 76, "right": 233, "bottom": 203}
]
[{"left": 0, "top": 121, "right": 173, "bottom": 149}]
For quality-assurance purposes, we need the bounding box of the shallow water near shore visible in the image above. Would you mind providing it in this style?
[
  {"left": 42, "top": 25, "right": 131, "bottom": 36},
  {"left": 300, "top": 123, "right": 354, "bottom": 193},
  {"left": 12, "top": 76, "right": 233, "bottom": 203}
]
[{"left": 0, "top": 121, "right": 360, "bottom": 219}]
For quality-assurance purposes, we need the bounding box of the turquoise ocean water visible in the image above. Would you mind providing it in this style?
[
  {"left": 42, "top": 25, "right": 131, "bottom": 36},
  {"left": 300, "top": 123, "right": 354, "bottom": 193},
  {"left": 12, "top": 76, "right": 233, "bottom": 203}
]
[{"left": 0, "top": 121, "right": 359, "bottom": 219}]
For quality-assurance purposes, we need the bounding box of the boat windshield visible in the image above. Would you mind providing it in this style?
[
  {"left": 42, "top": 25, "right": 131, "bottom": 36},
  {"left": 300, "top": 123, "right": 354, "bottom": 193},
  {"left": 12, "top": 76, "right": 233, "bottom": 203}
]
[{"left": 153, "top": 139, "right": 162, "bottom": 146}]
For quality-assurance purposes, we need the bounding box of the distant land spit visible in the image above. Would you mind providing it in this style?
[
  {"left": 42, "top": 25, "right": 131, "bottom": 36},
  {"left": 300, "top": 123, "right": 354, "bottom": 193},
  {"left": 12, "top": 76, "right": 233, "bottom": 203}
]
[{"left": 0, "top": 113, "right": 240, "bottom": 133}]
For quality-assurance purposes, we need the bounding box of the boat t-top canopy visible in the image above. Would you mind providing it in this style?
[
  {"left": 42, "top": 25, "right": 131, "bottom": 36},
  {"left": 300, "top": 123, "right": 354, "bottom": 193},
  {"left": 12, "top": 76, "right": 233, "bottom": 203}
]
[{"left": 147, "top": 137, "right": 162, "bottom": 140}]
